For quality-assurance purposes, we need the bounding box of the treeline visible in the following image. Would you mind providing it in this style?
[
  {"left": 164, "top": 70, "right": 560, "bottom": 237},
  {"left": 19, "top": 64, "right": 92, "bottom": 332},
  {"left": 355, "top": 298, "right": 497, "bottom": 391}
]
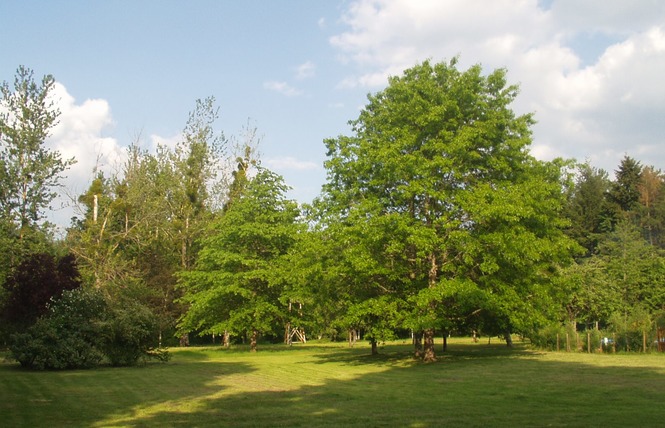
[
  {"left": 551, "top": 156, "right": 665, "bottom": 351},
  {"left": 1, "top": 60, "right": 664, "bottom": 369}
]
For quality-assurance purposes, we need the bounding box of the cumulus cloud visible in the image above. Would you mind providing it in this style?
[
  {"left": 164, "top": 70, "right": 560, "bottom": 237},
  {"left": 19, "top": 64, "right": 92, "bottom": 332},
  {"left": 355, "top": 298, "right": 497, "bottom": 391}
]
[
  {"left": 263, "top": 80, "right": 303, "bottom": 97},
  {"left": 46, "top": 82, "right": 124, "bottom": 229},
  {"left": 330, "top": 0, "right": 665, "bottom": 175}
]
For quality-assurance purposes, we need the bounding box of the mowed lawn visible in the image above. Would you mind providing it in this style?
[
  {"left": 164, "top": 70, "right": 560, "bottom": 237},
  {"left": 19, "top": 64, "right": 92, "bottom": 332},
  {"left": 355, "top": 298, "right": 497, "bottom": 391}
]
[{"left": 2, "top": 338, "right": 665, "bottom": 427}]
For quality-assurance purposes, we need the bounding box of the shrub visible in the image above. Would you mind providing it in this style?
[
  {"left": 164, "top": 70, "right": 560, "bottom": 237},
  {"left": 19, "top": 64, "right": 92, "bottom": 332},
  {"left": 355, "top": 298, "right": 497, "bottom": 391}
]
[
  {"left": 9, "top": 288, "right": 168, "bottom": 369},
  {"left": 102, "top": 301, "right": 159, "bottom": 366},
  {"left": 9, "top": 288, "right": 106, "bottom": 369},
  {"left": 530, "top": 323, "right": 565, "bottom": 351}
]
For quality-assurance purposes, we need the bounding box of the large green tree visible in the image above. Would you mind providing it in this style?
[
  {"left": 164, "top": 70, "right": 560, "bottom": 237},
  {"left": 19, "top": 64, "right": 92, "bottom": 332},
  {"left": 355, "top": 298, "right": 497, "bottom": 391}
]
[
  {"left": 321, "top": 59, "right": 575, "bottom": 360},
  {"left": 178, "top": 168, "right": 301, "bottom": 351}
]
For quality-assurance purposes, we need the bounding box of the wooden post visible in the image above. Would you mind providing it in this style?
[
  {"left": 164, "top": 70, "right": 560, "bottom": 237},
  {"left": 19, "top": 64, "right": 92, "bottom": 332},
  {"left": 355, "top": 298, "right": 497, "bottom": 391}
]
[
  {"left": 576, "top": 332, "right": 580, "bottom": 352},
  {"left": 566, "top": 333, "right": 570, "bottom": 352},
  {"left": 643, "top": 330, "right": 647, "bottom": 353},
  {"left": 587, "top": 331, "right": 591, "bottom": 353}
]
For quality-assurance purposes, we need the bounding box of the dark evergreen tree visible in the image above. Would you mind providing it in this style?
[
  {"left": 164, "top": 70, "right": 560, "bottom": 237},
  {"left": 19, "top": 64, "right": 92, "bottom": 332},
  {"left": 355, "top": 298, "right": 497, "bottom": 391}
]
[
  {"left": 608, "top": 156, "right": 642, "bottom": 222},
  {"left": 565, "top": 162, "right": 612, "bottom": 256}
]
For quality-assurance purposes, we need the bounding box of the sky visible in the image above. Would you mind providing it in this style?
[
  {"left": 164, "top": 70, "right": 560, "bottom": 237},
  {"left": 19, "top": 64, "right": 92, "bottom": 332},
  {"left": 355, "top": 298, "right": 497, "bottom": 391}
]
[{"left": 2, "top": 0, "right": 665, "bottom": 231}]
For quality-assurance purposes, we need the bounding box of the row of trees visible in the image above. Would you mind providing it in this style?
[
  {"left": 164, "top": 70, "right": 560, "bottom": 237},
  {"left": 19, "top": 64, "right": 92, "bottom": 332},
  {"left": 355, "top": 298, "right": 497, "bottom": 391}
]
[
  {"left": 1, "top": 59, "right": 664, "bottom": 368},
  {"left": 558, "top": 157, "right": 665, "bottom": 343}
]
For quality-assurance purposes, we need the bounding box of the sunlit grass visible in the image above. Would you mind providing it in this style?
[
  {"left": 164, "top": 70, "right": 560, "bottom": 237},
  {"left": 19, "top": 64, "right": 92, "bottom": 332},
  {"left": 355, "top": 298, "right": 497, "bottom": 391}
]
[{"left": 2, "top": 338, "right": 665, "bottom": 427}]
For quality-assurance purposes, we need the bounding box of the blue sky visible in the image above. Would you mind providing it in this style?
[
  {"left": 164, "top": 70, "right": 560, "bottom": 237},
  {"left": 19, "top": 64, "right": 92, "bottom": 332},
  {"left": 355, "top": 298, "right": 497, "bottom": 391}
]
[{"left": 2, "top": 1, "right": 665, "bottom": 230}]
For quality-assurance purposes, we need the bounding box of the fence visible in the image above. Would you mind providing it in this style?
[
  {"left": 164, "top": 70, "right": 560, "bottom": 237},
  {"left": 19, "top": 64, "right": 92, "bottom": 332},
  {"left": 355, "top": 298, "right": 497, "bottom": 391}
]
[{"left": 533, "top": 326, "right": 665, "bottom": 353}]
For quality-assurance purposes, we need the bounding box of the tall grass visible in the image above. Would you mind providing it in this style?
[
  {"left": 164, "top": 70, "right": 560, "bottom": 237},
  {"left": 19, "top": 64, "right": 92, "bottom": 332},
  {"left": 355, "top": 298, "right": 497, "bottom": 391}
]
[{"left": 2, "top": 339, "right": 665, "bottom": 427}]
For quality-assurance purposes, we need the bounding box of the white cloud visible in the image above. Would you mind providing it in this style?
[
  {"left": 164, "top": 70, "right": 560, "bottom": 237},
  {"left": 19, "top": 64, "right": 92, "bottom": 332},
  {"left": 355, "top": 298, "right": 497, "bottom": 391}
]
[
  {"left": 295, "top": 61, "right": 316, "bottom": 79},
  {"left": 149, "top": 133, "right": 181, "bottom": 152},
  {"left": 330, "top": 0, "right": 665, "bottom": 175},
  {"left": 265, "top": 156, "right": 319, "bottom": 171},
  {"left": 263, "top": 80, "right": 303, "bottom": 97},
  {"left": 46, "top": 82, "right": 124, "bottom": 230},
  {"left": 549, "top": 0, "right": 665, "bottom": 34}
]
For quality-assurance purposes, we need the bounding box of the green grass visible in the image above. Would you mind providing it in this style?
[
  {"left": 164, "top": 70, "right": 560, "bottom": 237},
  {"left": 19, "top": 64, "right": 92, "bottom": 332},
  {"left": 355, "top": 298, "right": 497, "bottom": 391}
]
[{"left": 2, "top": 339, "right": 665, "bottom": 427}]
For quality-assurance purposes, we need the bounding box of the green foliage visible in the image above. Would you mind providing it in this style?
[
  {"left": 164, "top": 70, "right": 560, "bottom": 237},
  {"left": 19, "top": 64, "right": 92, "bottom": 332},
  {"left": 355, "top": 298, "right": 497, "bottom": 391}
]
[
  {"left": 0, "top": 66, "right": 75, "bottom": 233},
  {"left": 102, "top": 300, "right": 159, "bottom": 366},
  {"left": 608, "top": 306, "right": 654, "bottom": 352},
  {"left": 342, "top": 296, "right": 404, "bottom": 344},
  {"left": 67, "top": 98, "right": 229, "bottom": 345},
  {"left": 8, "top": 288, "right": 166, "bottom": 370},
  {"left": 565, "top": 162, "right": 612, "bottom": 255},
  {"left": 178, "top": 167, "right": 302, "bottom": 350},
  {"left": 10, "top": 288, "right": 107, "bottom": 369},
  {"left": 320, "top": 59, "right": 576, "bottom": 357},
  {"left": 609, "top": 156, "right": 642, "bottom": 216}
]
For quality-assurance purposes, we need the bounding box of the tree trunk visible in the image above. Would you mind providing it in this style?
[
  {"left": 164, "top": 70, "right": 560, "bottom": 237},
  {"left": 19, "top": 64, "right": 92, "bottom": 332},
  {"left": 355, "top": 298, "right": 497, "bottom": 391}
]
[
  {"left": 223, "top": 330, "right": 230, "bottom": 348},
  {"left": 348, "top": 329, "right": 357, "bottom": 347},
  {"left": 370, "top": 338, "right": 378, "bottom": 355},
  {"left": 423, "top": 328, "right": 436, "bottom": 362},
  {"left": 250, "top": 329, "right": 258, "bottom": 352},
  {"left": 414, "top": 331, "right": 423, "bottom": 359},
  {"left": 285, "top": 322, "right": 291, "bottom": 345},
  {"left": 421, "top": 251, "right": 438, "bottom": 362},
  {"left": 504, "top": 331, "right": 513, "bottom": 348}
]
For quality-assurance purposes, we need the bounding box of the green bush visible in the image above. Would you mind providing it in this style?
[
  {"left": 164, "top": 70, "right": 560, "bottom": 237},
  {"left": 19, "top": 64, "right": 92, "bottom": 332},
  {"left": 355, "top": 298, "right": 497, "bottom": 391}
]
[
  {"left": 10, "top": 288, "right": 106, "bottom": 369},
  {"left": 530, "top": 323, "right": 565, "bottom": 350},
  {"left": 577, "top": 328, "right": 604, "bottom": 353},
  {"left": 9, "top": 288, "right": 168, "bottom": 369},
  {"left": 102, "top": 301, "right": 159, "bottom": 366}
]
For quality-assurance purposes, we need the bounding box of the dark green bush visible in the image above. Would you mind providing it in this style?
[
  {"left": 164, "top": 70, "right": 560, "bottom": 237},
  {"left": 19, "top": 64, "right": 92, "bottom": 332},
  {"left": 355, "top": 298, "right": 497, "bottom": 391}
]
[
  {"left": 10, "top": 288, "right": 106, "bottom": 369},
  {"left": 102, "top": 301, "right": 159, "bottom": 366},
  {"left": 9, "top": 288, "right": 168, "bottom": 369}
]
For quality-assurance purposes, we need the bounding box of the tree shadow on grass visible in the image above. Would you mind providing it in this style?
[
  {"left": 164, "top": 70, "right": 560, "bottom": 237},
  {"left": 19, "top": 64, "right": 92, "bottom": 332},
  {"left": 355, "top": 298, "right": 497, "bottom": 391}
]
[
  {"left": 308, "top": 341, "right": 536, "bottom": 368},
  {"left": 63, "top": 345, "right": 665, "bottom": 427},
  {"left": 0, "top": 358, "right": 256, "bottom": 427}
]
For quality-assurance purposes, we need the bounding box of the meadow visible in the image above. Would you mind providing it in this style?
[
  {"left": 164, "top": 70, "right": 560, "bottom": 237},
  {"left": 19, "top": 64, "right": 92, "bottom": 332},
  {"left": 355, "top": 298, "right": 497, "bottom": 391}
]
[{"left": 2, "top": 338, "right": 665, "bottom": 427}]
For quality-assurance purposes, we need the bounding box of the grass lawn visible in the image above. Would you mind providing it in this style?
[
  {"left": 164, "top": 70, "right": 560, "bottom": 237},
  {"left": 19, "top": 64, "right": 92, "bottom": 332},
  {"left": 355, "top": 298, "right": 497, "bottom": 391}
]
[{"left": 1, "top": 338, "right": 665, "bottom": 427}]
